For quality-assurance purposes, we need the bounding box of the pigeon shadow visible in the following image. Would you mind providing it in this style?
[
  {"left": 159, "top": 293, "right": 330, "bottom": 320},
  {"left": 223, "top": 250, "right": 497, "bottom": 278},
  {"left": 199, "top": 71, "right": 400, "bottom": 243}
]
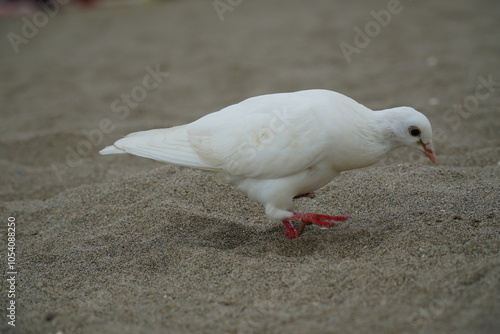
[{"left": 161, "top": 214, "right": 385, "bottom": 260}]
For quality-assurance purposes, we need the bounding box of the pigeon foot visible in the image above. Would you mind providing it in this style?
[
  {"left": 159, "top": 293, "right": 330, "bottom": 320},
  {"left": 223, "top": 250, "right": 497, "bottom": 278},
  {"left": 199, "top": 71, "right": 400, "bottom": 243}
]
[{"left": 282, "top": 213, "right": 350, "bottom": 239}]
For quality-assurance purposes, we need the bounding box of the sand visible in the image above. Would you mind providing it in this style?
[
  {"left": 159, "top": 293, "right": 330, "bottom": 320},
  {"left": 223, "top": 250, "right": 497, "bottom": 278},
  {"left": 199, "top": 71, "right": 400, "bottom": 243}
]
[{"left": 0, "top": 0, "right": 499, "bottom": 333}]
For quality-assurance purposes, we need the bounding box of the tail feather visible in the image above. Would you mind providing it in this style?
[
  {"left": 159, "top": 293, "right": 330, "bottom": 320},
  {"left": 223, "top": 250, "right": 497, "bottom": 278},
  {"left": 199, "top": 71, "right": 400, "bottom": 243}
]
[
  {"left": 99, "top": 145, "right": 126, "bottom": 155},
  {"left": 100, "top": 126, "right": 218, "bottom": 170}
]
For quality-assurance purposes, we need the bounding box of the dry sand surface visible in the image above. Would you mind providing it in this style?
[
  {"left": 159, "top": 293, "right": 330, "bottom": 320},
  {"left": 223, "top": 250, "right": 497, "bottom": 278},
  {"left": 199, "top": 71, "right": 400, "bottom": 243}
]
[{"left": 0, "top": 0, "right": 499, "bottom": 333}]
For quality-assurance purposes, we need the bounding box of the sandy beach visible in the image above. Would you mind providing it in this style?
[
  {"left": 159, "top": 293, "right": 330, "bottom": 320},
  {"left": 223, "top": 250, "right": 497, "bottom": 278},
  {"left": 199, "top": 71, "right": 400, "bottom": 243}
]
[{"left": 0, "top": 0, "right": 499, "bottom": 333}]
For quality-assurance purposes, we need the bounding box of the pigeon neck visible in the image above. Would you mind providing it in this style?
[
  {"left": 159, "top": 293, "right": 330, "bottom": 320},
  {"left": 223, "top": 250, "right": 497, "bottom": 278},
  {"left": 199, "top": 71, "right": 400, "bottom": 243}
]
[
  {"left": 327, "top": 108, "right": 397, "bottom": 171},
  {"left": 372, "top": 107, "right": 408, "bottom": 149},
  {"left": 365, "top": 108, "right": 405, "bottom": 155}
]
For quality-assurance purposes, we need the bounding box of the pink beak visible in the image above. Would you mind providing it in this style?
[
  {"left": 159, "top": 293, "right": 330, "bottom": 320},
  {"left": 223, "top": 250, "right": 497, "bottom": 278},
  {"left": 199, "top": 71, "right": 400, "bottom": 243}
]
[{"left": 422, "top": 142, "right": 437, "bottom": 164}]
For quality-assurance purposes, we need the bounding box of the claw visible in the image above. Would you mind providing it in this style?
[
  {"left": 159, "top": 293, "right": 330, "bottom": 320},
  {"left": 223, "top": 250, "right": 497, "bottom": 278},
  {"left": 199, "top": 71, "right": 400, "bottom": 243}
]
[{"left": 282, "top": 220, "right": 300, "bottom": 239}]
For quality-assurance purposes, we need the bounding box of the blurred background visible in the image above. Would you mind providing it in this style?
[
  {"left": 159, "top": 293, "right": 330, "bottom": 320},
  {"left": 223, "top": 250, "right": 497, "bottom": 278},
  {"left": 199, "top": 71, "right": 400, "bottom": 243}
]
[{"left": 0, "top": 0, "right": 499, "bottom": 195}]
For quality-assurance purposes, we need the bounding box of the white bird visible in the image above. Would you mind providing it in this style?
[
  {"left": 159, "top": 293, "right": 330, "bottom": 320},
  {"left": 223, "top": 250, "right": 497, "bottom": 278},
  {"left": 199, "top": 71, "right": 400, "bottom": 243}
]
[{"left": 100, "top": 89, "right": 436, "bottom": 238}]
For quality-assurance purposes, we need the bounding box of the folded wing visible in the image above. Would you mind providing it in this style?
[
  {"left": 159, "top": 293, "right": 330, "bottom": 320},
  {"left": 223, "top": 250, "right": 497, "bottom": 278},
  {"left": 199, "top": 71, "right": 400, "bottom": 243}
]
[{"left": 187, "top": 90, "right": 333, "bottom": 178}]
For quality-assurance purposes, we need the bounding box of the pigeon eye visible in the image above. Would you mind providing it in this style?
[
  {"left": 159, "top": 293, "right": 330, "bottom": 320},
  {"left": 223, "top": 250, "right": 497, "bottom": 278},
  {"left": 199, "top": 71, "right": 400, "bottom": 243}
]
[{"left": 409, "top": 126, "right": 421, "bottom": 137}]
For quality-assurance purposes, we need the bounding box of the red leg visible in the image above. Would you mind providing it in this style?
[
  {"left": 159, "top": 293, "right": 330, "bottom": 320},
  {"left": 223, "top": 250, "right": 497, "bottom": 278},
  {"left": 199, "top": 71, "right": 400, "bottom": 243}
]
[
  {"left": 282, "top": 213, "right": 351, "bottom": 239},
  {"left": 292, "top": 213, "right": 350, "bottom": 226}
]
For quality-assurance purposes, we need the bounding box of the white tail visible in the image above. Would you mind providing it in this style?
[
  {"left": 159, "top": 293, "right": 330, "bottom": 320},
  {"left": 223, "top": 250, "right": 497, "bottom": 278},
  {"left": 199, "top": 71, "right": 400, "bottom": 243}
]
[
  {"left": 100, "top": 126, "right": 217, "bottom": 170},
  {"left": 99, "top": 145, "right": 126, "bottom": 155}
]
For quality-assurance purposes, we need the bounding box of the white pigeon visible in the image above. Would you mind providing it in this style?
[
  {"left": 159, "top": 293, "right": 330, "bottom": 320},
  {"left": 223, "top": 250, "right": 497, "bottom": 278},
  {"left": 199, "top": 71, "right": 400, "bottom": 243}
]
[{"left": 100, "top": 89, "right": 436, "bottom": 238}]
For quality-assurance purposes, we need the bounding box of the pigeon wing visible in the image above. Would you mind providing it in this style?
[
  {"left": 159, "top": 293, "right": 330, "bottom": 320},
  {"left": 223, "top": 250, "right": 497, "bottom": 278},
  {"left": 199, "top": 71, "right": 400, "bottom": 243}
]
[{"left": 187, "top": 91, "right": 332, "bottom": 178}]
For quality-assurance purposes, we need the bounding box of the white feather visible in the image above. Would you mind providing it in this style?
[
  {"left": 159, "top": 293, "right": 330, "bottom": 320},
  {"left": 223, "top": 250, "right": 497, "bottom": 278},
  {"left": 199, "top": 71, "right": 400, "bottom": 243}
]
[
  {"left": 103, "top": 126, "right": 217, "bottom": 170},
  {"left": 99, "top": 145, "right": 126, "bottom": 155}
]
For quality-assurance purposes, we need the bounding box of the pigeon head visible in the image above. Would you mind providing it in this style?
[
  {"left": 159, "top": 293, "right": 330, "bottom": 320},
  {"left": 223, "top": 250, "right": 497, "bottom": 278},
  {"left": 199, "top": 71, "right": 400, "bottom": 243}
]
[{"left": 388, "top": 107, "right": 437, "bottom": 164}]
